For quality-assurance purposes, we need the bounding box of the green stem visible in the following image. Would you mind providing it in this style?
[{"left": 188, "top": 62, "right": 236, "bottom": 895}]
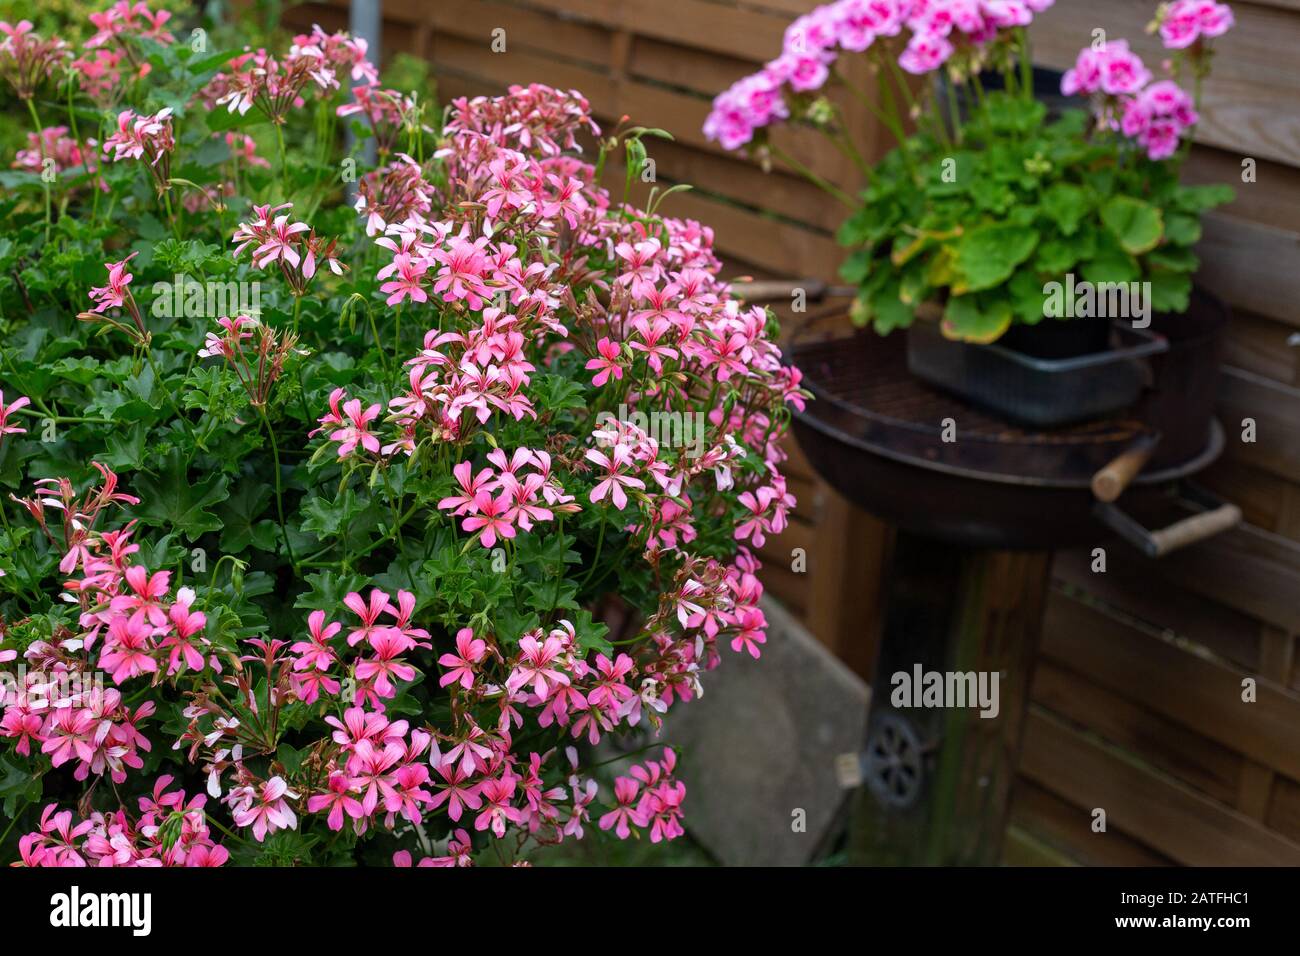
[
  {"left": 162, "top": 187, "right": 180, "bottom": 240},
  {"left": 837, "top": 67, "right": 908, "bottom": 148},
  {"left": 943, "top": 74, "right": 963, "bottom": 146},
  {"left": 767, "top": 144, "right": 857, "bottom": 209},
  {"left": 579, "top": 513, "right": 609, "bottom": 591},
  {"left": 275, "top": 120, "right": 289, "bottom": 197},
  {"left": 1017, "top": 28, "right": 1034, "bottom": 103},
  {"left": 204, "top": 813, "right": 252, "bottom": 847},
  {"left": 24, "top": 97, "right": 51, "bottom": 243},
  {"left": 258, "top": 405, "right": 300, "bottom": 574},
  {"left": 144, "top": 350, "right": 200, "bottom": 445}
]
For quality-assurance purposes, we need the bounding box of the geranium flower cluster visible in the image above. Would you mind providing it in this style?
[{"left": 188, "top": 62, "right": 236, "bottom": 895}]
[
  {"left": 198, "top": 314, "right": 305, "bottom": 407},
  {"left": 302, "top": 84, "right": 793, "bottom": 853},
  {"left": 1, "top": 672, "right": 153, "bottom": 785},
  {"left": 338, "top": 86, "right": 426, "bottom": 160},
  {"left": 231, "top": 202, "right": 345, "bottom": 295},
  {"left": 0, "top": 19, "right": 70, "bottom": 100},
  {"left": 72, "top": 48, "right": 135, "bottom": 104},
  {"left": 163, "top": 579, "right": 690, "bottom": 850},
  {"left": 1159, "top": 0, "right": 1234, "bottom": 49},
  {"left": 1060, "top": 2, "right": 1232, "bottom": 159},
  {"left": 17, "top": 776, "right": 227, "bottom": 867},
  {"left": 71, "top": 4, "right": 175, "bottom": 104},
  {"left": 1, "top": 76, "right": 797, "bottom": 866},
  {"left": 354, "top": 153, "right": 435, "bottom": 237},
  {"left": 102, "top": 107, "right": 176, "bottom": 192},
  {"left": 703, "top": 0, "right": 1057, "bottom": 150},
  {"left": 437, "top": 450, "right": 577, "bottom": 548},
  {"left": 203, "top": 24, "right": 377, "bottom": 123},
  {"left": 0, "top": 467, "right": 168, "bottom": 787},
  {"left": 12, "top": 127, "right": 90, "bottom": 177},
  {"left": 77, "top": 252, "right": 152, "bottom": 346},
  {"left": 85, "top": 0, "right": 176, "bottom": 49}
]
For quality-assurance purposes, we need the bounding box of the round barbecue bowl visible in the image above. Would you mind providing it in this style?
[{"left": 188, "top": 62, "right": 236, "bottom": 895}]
[
  {"left": 788, "top": 319, "right": 1227, "bottom": 550},
  {"left": 792, "top": 408, "right": 1222, "bottom": 549}
]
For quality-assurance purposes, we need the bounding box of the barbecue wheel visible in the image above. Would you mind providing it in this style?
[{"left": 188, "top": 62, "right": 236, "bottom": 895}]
[{"left": 864, "top": 713, "right": 924, "bottom": 809}]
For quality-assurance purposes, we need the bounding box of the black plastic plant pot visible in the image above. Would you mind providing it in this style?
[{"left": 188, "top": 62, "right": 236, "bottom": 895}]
[{"left": 905, "top": 319, "right": 1169, "bottom": 428}]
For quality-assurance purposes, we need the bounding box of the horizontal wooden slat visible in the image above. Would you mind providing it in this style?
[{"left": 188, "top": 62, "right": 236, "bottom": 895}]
[
  {"left": 513, "top": 0, "right": 791, "bottom": 63},
  {"left": 1267, "top": 775, "right": 1300, "bottom": 841},
  {"left": 1222, "top": 309, "right": 1298, "bottom": 384},
  {"left": 1042, "top": 591, "right": 1300, "bottom": 782},
  {"left": 1052, "top": 548, "right": 1261, "bottom": 670},
  {"left": 1185, "top": 147, "right": 1300, "bottom": 232},
  {"left": 1009, "top": 779, "right": 1174, "bottom": 866},
  {"left": 429, "top": 35, "right": 855, "bottom": 185},
  {"left": 1133, "top": 520, "right": 1300, "bottom": 634},
  {"left": 429, "top": 0, "right": 614, "bottom": 68},
  {"left": 629, "top": 34, "right": 759, "bottom": 98},
  {"left": 1199, "top": 456, "right": 1288, "bottom": 531},
  {"left": 1031, "top": 657, "right": 1242, "bottom": 805},
  {"left": 1219, "top": 365, "right": 1300, "bottom": 482},
  {"left": 1197, "top": 213, "right": 1300, "bottom": 327},
  {"left": 1021, "top": 707, "right": 1300, "bottom": 866}
]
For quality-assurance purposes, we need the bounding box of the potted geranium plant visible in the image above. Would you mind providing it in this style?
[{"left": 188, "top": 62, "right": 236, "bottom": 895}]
[
  {"left": 0, "top": 4, "right": 801, "bottom": 866},
  {"left": 705, "top": 0, "right": 1236, "bottom": 426}
]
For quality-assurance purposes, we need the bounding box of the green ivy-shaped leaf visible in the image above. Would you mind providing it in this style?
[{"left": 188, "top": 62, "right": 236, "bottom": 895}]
[
  {"left": 215, "top": 479, "right": 276, "bottom": 553},
  {"left": 132, "top": 451, "right": 230, "bottom": 541},
  {"left": 293, "top": 570, "right": 368, "bottom": 612}
]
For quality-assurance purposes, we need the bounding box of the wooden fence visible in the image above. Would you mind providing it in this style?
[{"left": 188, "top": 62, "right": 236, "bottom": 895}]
[{"left": 284, "top": 0, "right": 1300, "bottom": 866}]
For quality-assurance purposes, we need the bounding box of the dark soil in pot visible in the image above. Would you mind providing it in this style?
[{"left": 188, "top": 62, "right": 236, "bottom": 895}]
[{"left": 998, "top": 317, "right": 1112, "bottom": 360}]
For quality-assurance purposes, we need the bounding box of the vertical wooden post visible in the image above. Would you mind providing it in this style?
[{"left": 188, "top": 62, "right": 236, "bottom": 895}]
[{"left": 851, "top": 532, "right": 1051, "bottom": 865}]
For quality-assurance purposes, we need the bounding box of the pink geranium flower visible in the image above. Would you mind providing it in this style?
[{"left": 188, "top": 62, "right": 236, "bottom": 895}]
[
  {"left": 438, "top": 627, "right": 487, "bottom": 689},
  {"left": 898, "top": 32, "right": 954, "bottom": 75},
  {"left": 88, "top": 252, "right": 138, "bottom": 313},
  {"left": 307, "top": 774, "right": 366, "bottom": 832},
  {"left": 229, "top": 776, "right": 299, "bottom": 842},
  {"left": 1160, "top": 0, "right": 1234, "bottom": 49},
  {"left": 0, "top": 391, "right": 30, "bottom": 436},
  {"left": 585, "top": 446, "right": 645, "bottom": 510},
  {"left": 461, "top": 490, "right": 516, "bottom": 548},
  {"left": 598, "top": 777, "right": 646, "bottom": 839},
  {"left": 584, "top": 337, "right": 624, "bottom": 387},
  {"left": 377, "top": 251, "right": 429, "bottom": 305},
  {"left": 328, "top": 397, "right": 382, "bottom": 457}
]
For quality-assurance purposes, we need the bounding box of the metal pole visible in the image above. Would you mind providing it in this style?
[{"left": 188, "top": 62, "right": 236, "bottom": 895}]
[{"left": 347, "top": 0, "right": 381, "bottom": 191}]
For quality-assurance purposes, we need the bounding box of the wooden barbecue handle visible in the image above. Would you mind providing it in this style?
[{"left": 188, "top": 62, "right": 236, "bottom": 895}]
[
  {"left": 1092, "top": 435, "right": 1159, "bottom": 502},
  {"left": 1147, "top": 503, "right": 1242, "bottom": 557}
]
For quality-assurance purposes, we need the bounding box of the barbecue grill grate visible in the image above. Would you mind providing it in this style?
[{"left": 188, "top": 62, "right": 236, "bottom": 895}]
[{"left": 788, "top": 324, "right": 1155, "bottom": 486}]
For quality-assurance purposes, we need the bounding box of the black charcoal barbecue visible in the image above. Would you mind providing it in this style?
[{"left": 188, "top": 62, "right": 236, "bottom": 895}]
[
  {"left": 790, "top": 310, "right": 1236, "bottom": 554},
  {"left": 743, "top": 281, "right": 1238, "bottom": 864}
]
